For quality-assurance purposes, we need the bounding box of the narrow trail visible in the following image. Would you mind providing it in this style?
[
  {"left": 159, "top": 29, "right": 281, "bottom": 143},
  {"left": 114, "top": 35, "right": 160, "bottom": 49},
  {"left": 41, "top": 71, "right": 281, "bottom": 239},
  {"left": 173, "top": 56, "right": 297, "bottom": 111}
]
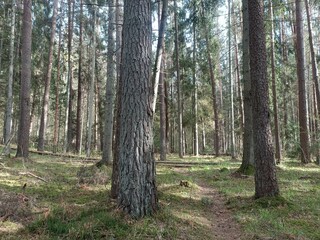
[{"left": 173, "top": 167, "right": 245, "bottom": 240}]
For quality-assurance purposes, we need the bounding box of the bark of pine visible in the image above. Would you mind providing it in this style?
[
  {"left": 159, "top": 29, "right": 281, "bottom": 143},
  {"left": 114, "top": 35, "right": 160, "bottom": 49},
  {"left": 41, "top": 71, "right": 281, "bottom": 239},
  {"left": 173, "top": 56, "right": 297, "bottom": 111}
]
[
  {"left": 118, "top": 0, "right": 158, "bottom": 218},
  {"left": 248, "top": 0, "right": 280, "bottom": 198},
  {"left": 38, "top": 0, "right": 58, "bottom": 151},
  {"left": 295, "top": 0, "right": 310, "bottom": 163},
  {"left": 16, "top": 0, "right": 32, "bottom": 158}
]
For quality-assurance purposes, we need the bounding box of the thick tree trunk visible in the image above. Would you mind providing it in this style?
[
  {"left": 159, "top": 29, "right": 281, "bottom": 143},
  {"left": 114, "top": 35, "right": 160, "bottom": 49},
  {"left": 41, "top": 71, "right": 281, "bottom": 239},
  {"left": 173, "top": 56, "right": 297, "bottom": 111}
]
[
  {"left": 249, "top": 0, "right": 280, "bottom": 198},
  {"left": 118, "top": 0, "right": 158, "bottom": 218},
  {"left": 101, "top": 0, "right": 116, "bottom": 164},
  {"left": 38, "top": 0, "right": 58, "bottom": 151},
  {"left": 16, "top": 0, "right": 32, "bottom": 158},
  {"left": 269, "top": 0, "right": 281, "bottom": 163},
  {"left": 295, "top": 0, "right": 310, "bottom": 163},
  {"left": 3, "top": 0, "right": 16, "bottom": 155}
]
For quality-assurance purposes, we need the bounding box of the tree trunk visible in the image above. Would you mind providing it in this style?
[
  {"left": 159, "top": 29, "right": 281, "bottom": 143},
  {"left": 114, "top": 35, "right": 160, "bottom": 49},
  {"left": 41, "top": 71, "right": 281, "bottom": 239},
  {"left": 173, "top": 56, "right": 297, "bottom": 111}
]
[
  {"left": 269, "top": 0, "right": 281, "bottom": 163},
  {"left": 249, "top": 0, "right": 279, "bottom": 198},
  {"left": 76, "top": 0, "right": 83, "bottom": 154},
  {"left": 53, "top": 29, "right": 62, "bottom": 153},
  {"left": 152, "top": 0, "right": 168, "bottom": 113},
  {"left": 192, "top": 7, "right": 199, "bottom": 156},
  {"left": 228, "top": 0, "right": 236, "bottom": 159},
  {"left": 16, "top": 0, "right": 32, "bottom": 158},
  {"left": 3, "top": 0, "right": 16, "bottom": 155},
  {"left": 118, "top": 0, "right": 158, "bottom": 218},
  {"left": 239, "top": 0, "right": 254, "bottom": 173},
  {"left": 101, "top": 0, "right": 116, "bottom": 165},
  {"left": 295, "top": 0, "right": 310, "bottom": 163},
  {"left": 159, "top": 52, "right": 167, "bottom": 161},
  {"left": 86, "top": 2, "right": 97, "bottom": 157},
  {"left": 174, "top": 0, "right": 183, "bottom": 159},
  {"left": 38, "top": 0, "right": 58, "bottom": 151}
]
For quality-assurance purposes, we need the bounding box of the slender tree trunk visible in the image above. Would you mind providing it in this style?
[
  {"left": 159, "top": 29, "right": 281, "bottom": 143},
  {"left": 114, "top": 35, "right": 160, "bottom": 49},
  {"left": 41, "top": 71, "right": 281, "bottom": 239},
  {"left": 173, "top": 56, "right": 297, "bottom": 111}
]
[
  {"left": 101, "top": 0, "right": 116, "bottom": 165},
  {"left": 249, "top": 0, "right": 280, "bottom": 198},
  {"left": 76, "top": 0, "right": 83, "bottom": 154},
  {"left": 192, "top": 7, "right": 199, "bottom": 156},
  {"left": 228, "top": 0, "right": 236, "bottom": 159},
  {"left": 38, "top": 0, "right": 58, "bottom": 151},
  {"left": 204, "top": 29, "right": 219, "bottom": 156},
  {"left": 174, "top": 0, "right": 183, "bottom": 158},
  {"left": 64, "top": 0, "right": 74, "bottom": 153},
  {"left": 16, "top": 0, "right": 32, "bottom": 158},
  {"left": 110, "top": 0, "right": 122, "bottom": 199},
  {"left": 53, "top": 29, "right": 62, "bottom": 153},
  {"left": 295, "top": 0, "right": 310, "bottom": 163},
  {"left": 152, "top": 0, "right": 168, "bottom": 113},
  {"left": 269, "top": 0, "right": 281, "bottom": 163},
  {"left": 118, "top": 0, "right": 158, "bottom": 218},
  {"left": 159, "top": 52, "right": 167, "bottom": 161},
  {"left": 4, "top": 0, "right": 16, "bottom": 155},
  {"left": 86, "top": 2, "right": 97, "bottom": 157},
  {"left": 239, "top": 0, "right": 254, "bottom": 173}
]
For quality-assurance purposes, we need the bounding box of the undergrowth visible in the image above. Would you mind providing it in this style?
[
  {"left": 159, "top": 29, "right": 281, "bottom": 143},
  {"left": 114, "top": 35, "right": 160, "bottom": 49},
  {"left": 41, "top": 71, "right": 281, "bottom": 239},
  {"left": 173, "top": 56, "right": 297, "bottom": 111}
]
[{"left": 0, "top": 152, "right": 319, "bottom": 239}]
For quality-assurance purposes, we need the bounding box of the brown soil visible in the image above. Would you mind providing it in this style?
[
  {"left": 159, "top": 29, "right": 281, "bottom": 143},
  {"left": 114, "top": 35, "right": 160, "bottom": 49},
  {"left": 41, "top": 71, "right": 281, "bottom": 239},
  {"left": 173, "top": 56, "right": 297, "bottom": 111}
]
[{"left": 173, "top": 167, "right": 246, "bottom": 240}]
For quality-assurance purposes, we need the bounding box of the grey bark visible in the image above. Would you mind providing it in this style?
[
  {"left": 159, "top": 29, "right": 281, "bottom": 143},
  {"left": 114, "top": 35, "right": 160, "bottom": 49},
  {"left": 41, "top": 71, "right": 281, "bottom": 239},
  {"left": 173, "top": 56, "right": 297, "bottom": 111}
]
[
  {"left": 249, "top": 0, "right": 280, "bottom": 198},
  {"left": 118, "top": 0, "right": 158, "bottom": 218}
]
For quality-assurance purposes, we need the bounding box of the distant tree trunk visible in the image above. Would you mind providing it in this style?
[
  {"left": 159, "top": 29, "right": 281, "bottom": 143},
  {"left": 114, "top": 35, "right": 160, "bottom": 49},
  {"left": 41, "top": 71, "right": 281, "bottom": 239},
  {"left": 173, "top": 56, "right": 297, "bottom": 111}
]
[
  {"left": 76, "top": 0, "right": 83, "bottom": 154},
  {"left": 38, "top": 0, "right": 58, "bottom": 151},
  {"left": 110, "top": 0, "right": 122, "bottom": 199},
  {"left": 86, "top": 2, "right": 97, "bottom": 157},
  {"left": 269, "top": 0, "right": 281, "bottom": 163},
  {"left": 249, "top": 0, "right": 280, "bottom": 198},
  {"left": 100, "top": 0, "right": 116, "bottom": 165},
  {"left": 204, "top": 29, "right": 219, "bottom": 156},
  {"left": 64, "top": 0, "right": 74, "bottom": 153},
  {"left": 239, "top": 0, "right": 254, "bottom": 173},
  {"left": 152, "top": 0, "right": 168, "bottom": 113},
  {"left": 16, "top": 0, "right": 32, "bottom": 158},
  {"left": 174, "top": 0, "right": 183, "bottom": 159},
  {"left": 159, "top": 53, "right": 167, "bottom": 161},
  {"left": 305, "top": 0, "right": 320, "bottom": 161},
  {"left": 53, "top": 29, "right": 62, "bottom": 153},
  {"left": 192, "top": 8, "right": 199, "bottom": 156},
  {"left": 118, "top": 0, "right": 158, "bottom": 218},
  {"left": 228, "top": 0, "right": 236, "bottom": 159},
  {"left": 295, "top": 0, "right": 310, "bottom": 163},
  {"left": 3, "top": 0, "right": 16, "bottom": 155}
]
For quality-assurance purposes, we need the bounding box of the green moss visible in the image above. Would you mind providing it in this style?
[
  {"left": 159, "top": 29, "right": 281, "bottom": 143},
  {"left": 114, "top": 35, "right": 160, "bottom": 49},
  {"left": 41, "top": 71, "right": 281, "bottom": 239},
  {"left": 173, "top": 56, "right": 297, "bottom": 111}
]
[{"left": 237, "top": 164, "right": 255, "bottom": 175}]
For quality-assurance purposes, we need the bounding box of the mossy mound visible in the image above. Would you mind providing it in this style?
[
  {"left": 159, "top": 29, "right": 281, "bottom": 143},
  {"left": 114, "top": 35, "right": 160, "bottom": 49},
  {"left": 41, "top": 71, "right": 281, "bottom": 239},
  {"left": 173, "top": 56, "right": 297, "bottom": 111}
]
[{"left": 76, "top": 165, "right": 108, "bottom": 185}]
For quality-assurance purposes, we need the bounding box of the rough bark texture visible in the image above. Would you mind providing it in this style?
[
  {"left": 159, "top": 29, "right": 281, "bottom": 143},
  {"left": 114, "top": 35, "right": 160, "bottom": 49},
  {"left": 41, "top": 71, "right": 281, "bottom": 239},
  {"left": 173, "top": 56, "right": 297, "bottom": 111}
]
[
  {"left": 248, "top": 0, "right": 280, "bottom": 198},
  {"left": 16, "top": 0, "right": 32, "bottom": 158},
  {"left": 38, "top": 0, "right": 58, "bottom": 151},
  {"left": 117, "top": 0, "right": 158, "bottom": 218},
  {"left": 295, "top": 0, "right": 310, "bottom": 163},
  {"left": 102, "top": 0, "right": 116, "bottom": 164},
  {"left": 240, "top": 0, "right": 254, "bottom": 173},
  {"left": 269, "top": 0, "right": 282, "bottom": 163}
]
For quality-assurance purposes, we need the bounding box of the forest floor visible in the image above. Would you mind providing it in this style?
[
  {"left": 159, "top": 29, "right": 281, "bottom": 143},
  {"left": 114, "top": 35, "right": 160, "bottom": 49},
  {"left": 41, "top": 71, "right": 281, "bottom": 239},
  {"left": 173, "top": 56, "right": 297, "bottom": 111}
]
[{"left": 0, "top": 151, "right": 320, "bottom": 239}]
